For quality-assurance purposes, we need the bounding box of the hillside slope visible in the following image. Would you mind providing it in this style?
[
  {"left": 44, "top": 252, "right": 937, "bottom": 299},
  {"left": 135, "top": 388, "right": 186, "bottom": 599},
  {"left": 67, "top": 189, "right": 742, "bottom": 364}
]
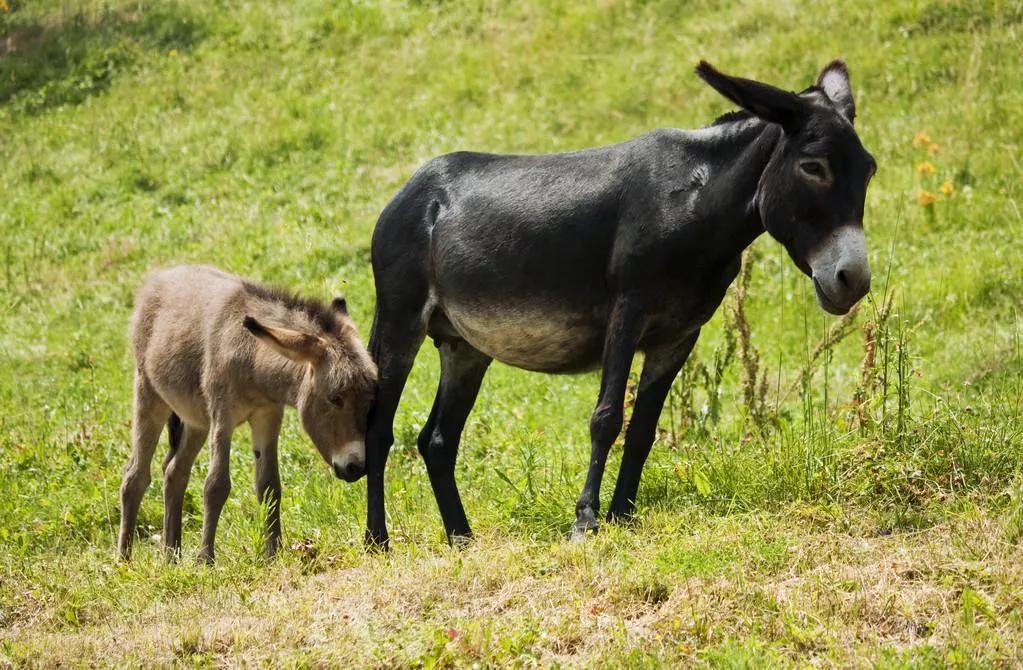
[{"left": 1, "top": 1, "right": 1022, "bottom": 666}]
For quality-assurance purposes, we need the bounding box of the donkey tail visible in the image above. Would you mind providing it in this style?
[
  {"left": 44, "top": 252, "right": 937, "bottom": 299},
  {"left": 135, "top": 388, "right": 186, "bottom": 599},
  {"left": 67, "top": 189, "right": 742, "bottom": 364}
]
[{"left": 162, "top": 412, "right": 184, "bottom": 473}]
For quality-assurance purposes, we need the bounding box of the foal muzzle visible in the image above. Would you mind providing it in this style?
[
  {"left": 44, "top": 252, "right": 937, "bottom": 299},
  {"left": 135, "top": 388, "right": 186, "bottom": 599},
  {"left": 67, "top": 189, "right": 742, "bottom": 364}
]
[{"left": 332, "top": 441, "right": 366, "bottom": 482}]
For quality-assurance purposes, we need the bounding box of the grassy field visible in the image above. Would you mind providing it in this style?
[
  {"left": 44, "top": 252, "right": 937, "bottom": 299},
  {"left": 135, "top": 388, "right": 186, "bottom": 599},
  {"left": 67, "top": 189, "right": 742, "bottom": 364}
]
[{"left": 1, "top": 0, "right": 1022, "bottom": 666}]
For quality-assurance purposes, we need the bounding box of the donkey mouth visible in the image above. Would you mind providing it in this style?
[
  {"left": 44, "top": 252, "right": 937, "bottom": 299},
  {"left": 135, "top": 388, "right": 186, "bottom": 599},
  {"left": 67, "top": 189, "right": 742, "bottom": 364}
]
[{"left": 813, "top": 278, "right": 853, "bottom": 316}]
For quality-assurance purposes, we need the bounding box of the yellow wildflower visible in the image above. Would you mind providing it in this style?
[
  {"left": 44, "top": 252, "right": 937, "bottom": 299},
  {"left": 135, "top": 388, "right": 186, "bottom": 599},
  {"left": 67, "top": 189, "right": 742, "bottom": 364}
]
[
  {"left": 0, "top": 0, "right": 8, "bottom": 13},
  {"left": 927, "top": 142, "right": 941, "bottom": 155},
  {"left": 912, "top": 131, "right": 932, "bottom": 148},
  {"left": 916, "top": 161, "right": 936, "bottom": 175},
  {"left": 939, "top": 181, "right": 955, "bottom": 197},
  {"left": 917, "top": 190, "right": 938, "bottom": 206},
  {"left": 168, "top": 49, "right": 179, "bottom": 58}
]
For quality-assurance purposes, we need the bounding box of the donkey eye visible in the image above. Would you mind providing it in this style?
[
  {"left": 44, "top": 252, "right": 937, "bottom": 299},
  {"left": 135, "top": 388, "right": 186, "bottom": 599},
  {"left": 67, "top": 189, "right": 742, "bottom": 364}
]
[
  {"left": 330, "top": 395, "right": 345, "bottom": 408},
  {"left": 800, "top": 160, "right": 827, "bottom": 179}
]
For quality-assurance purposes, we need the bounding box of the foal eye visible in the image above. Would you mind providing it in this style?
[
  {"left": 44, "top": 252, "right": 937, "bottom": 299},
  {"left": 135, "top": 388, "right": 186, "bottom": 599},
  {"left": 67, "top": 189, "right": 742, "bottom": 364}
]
[{"left": 330, "top": 395, "right": 345, "bottom": 408}]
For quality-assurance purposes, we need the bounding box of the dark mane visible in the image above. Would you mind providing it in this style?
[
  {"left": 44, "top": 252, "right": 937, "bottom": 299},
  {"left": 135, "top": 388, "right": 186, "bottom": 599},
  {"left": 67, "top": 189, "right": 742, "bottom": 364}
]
[
  {"left": 242, "top": 280, "right": 343, "bottom": 335},
  {"left": 710, "top": 109, "right": 755, "bottom": 126}
]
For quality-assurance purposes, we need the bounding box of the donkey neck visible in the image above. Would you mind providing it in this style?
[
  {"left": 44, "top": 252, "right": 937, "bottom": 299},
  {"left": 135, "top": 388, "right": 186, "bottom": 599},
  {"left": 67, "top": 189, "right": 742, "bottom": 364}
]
[{"left": 687, "top": 117, "right": 781, "bottom": 261}]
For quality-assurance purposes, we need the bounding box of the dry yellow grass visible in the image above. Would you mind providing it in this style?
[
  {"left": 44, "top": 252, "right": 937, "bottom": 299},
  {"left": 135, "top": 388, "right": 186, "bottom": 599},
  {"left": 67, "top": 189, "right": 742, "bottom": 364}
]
[{"left": 4, "top": 507, "right": 1022, "bottom": 667}]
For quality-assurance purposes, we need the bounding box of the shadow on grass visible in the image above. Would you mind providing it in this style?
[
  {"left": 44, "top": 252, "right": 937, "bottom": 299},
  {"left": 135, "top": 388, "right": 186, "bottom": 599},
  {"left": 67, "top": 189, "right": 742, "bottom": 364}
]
[{"left": 0, "top": 3, "right": 205, "bottom": 113}]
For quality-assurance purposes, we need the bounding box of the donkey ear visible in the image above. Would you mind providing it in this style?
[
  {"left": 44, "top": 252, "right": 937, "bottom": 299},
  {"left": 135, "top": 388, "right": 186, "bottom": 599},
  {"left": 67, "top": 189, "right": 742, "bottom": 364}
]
[
  {"left": 695, "top": 61, "right": 806, "bottom": 130},
  {"left": 816, "top": 60, "right": 856, "bottom": 122},
  {"left": 331, "top": 297, "right": 348, "bottom": 315},
  {"left": 243, "top": 316, "right": 325, "bottom": 364}
]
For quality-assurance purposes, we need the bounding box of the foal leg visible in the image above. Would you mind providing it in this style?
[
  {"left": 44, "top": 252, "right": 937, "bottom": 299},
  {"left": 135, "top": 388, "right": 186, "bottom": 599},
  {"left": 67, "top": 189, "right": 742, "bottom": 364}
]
[
  {"left": 572, "top": 300, "right": 643, "bottom": 539},
  {"left": 162, "top": 422, "right": 207, "bottom": 561},
  {"left": 198, "top": 416, "right": 233, "bottom": 564},
  {"left": 118, "top": 371, "right": 170, "bottom": 560},
  {"left": 250, "top": 406, "right": 284, "bottom": 558},
  {"left": 418, "top": 340, "right": 491, "bottom": 545},
  {"left": 365, "top": 310, "right": 426, "bottom": 550},
  {"left": 607, "top": 330, "right": 699, "bottom": 523}
]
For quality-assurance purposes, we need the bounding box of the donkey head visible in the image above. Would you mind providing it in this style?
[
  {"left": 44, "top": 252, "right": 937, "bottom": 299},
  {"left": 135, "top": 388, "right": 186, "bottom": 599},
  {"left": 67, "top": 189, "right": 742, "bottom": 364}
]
[
  {"left": 697, "top": 60, "right": 876, "bottom": 315},
  {"left": 243, "top": 303, "right": 377, "bottom": 482}
]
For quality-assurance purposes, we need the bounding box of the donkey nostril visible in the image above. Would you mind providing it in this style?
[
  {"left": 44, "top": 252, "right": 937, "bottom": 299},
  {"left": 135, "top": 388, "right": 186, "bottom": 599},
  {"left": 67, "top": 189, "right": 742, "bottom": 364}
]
[
  {"left": 836, "top": 268, "right": 849, "bottom": 288},
  {"left": 332, "top": 461, "right": 345, "bottom": 479}
]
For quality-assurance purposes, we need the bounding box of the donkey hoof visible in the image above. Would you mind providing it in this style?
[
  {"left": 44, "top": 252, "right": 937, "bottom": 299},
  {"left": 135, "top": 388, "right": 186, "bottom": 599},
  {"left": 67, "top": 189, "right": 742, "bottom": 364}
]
[
  {"left": 606, "top": 507, "right": 637, "bottom": 525},
  {"left": 569, "top": 521, "right": 600, "bottom": 541},
  {"left": 570, "top": 506, "right": 601, "bottom": 540},
  {"left": 448, "top": 532, "right": 474, "bottom": 549},
  {"left": 364, "top": 529, "right": 390, "bottom": 553}
]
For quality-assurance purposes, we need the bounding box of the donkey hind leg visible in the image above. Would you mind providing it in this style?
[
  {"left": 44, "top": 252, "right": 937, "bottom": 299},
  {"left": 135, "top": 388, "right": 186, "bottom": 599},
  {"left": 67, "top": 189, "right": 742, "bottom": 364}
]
[
  {"left": 365, "top": 309, "right": 426, "bottom": 550},
  {"left": 250, "top": 406, "right": 284, "bottom": 558},
  {"left": 607, "top": 330, "right": 700, "bottom": 523},
  {"left": 118, "top": 372, "right": 171, "bottom": 560},
  {"left": 418, "top": 340, "right": 491, "bottom": 545},
  {"left": 162, "top": 422, "right": 208, "bottom": 562},
  {"left": 198, "top": 417, "right": 234, "bottom": 564},
  {"left": 571, "top": 300, "right": 644, "bottom": 539}
]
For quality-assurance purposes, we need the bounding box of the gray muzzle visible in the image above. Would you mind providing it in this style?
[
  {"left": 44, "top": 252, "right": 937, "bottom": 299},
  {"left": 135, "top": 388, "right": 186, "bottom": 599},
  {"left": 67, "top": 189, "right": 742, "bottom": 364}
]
[{"left": 808, "top": 224, "right": 871, "bottom": 315}]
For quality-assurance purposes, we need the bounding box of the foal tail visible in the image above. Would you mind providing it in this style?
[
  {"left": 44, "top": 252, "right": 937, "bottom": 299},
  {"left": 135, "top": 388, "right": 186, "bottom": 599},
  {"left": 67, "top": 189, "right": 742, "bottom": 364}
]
[{"left": 162, "top": 412, "right": 184, "bottom": 473}]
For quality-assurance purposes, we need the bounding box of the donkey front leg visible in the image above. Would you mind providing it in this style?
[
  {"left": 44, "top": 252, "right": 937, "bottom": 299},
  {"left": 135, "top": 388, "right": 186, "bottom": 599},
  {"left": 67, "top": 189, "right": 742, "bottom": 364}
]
[
  {"left": 571, "top": 299, "right": 643, "bottom": 539},
  {"left": 607, "top": 330, "right": 699, "bottom": 523},
  {"left": 118, "top": 371, "right": 170, "bottom": 560},
  {"left": 250, "top": 406, "right": 284, "bottom": 558},
  {"left": 198, "top": 418, "right": 233, "bottom": 564}
]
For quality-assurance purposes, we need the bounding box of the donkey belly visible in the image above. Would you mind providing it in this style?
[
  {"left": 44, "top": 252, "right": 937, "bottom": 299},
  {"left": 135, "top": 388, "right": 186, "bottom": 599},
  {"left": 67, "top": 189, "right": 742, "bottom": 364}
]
[
  {"left": 425, "top": 155, "right": 624, "bottom": 372},
  {"left": 430, "top": 219, "right": 613, "bottom": 372},
  {"left": 430, "top": 237, "right": 612, "bottom": 372},
  {"left": 442, "top": 301, "right": 606, "bottom": 373}
]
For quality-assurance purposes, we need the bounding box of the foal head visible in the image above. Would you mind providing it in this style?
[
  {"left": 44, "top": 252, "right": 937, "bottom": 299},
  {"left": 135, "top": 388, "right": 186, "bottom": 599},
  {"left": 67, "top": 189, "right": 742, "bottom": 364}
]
[
  {"left": 697, "top": 60, "right": 876, "bottom": 315},
  {"left": 244, "top": 299, "right": 377, "bottom": 481}
]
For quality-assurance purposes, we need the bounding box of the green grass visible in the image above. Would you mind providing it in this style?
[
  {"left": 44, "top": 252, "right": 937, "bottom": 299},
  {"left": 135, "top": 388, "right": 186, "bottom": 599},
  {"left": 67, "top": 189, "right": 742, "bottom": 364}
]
[{"left": 1, "top": 0, "right": 1022, "bottom": 666}]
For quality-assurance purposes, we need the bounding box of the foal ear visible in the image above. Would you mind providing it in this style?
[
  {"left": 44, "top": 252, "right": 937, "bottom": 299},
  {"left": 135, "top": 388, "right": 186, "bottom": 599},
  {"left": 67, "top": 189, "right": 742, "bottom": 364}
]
[
  {"left": 696, "top": 60, "right": 806, "bottom": 131},
  {"left": 243, "top": 316, "right": 326, "bottom": 364},
  {"left": 816, "top": 60, "right": 856, "bottom": 123},
  {"left": 331, "top": 297, "right": 348, "bottom": 315}
]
